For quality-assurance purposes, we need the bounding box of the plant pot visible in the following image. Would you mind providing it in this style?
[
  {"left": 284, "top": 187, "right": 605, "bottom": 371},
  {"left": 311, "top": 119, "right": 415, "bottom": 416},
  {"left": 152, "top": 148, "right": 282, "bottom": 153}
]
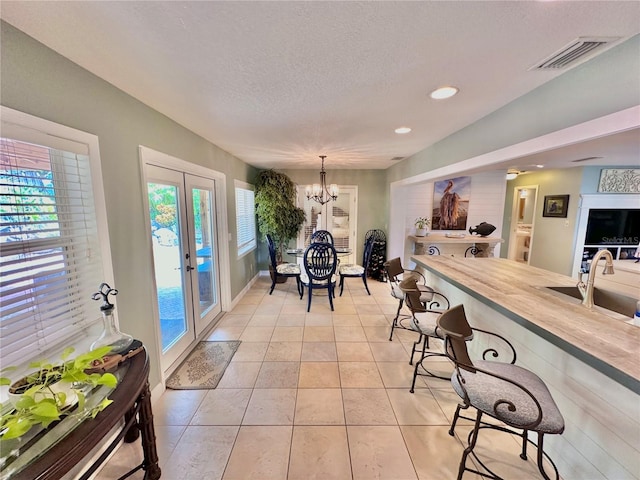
[
  {"left": 415, "top": 228, "right": 428, "bottom": 237},
  {"left": 8, "top": 376, "right": 78, "bottom": 411}
]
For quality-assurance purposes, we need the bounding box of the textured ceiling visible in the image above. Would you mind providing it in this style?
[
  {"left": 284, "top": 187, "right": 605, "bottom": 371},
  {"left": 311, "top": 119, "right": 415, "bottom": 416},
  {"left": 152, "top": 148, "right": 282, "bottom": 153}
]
[{"left": 1, "top": 1, "right": 639, "bottom": 171}]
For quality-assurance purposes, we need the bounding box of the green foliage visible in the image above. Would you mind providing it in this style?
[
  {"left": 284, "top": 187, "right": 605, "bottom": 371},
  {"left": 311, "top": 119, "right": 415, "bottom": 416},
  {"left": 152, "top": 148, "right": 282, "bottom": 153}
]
[
  {"left": 255, "top": 170, "right": 305, "bottom": 259},
  {"left": 148, "top": 183, "right": 178, "bottom": 228},
  {"left": 0, "top": 346, "right": 118, "bottom": 439}
]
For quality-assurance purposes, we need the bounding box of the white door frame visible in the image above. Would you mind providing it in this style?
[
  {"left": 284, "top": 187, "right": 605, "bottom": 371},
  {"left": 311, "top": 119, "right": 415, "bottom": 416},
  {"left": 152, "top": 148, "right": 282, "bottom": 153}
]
[{"left": 139, "top": 146, "right": 231, "bottom": 375}]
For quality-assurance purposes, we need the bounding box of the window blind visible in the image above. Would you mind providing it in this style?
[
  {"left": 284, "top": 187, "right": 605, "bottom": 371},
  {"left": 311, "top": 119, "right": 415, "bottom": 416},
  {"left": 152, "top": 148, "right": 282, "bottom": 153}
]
[
  {"left": 235, "top": 185, "right": 256, "bottom": 256},
  {"left": 0, "top": 137, "right": 105, "bottom": 367}
]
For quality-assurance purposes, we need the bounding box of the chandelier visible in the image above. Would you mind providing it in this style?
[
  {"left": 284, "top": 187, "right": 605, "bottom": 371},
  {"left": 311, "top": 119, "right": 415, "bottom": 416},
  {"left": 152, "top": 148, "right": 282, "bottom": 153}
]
[{"left": 305, "top": 155, "right": 338, "bottom": 205}]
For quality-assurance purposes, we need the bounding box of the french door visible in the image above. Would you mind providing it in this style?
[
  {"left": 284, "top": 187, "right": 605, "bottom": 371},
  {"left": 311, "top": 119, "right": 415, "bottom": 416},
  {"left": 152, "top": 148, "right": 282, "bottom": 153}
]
[
  {"left": 298, "top": 186, "right": 358, "bottom": 264},
  {"left": 146, "top": 165, "right": 221, "bottom": 371}
]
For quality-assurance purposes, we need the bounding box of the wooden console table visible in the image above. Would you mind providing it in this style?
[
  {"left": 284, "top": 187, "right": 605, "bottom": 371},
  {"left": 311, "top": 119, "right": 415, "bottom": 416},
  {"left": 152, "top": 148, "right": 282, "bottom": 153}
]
[
  {"left": 4, "top": 346, "right": 160, "bottom": 480},
  {"left": 408, "top": 234, "right": 504, "bottom": 257}
]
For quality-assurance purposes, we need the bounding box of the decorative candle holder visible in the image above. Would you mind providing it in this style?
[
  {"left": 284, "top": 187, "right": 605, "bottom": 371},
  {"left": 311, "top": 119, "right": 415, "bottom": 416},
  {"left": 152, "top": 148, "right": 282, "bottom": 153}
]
[{"left": 90, "top": 282, "right": 133, "bottom": 354}]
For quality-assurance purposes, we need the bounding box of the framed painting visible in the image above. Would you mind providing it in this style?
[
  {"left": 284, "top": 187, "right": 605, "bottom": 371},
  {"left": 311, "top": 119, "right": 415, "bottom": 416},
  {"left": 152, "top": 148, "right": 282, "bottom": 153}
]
[
  {"left": 431, "top": 176, "right": 471, "bottom": 230},
  {"left": 542, "top": 195, "right": 569, "bottom": 218}
]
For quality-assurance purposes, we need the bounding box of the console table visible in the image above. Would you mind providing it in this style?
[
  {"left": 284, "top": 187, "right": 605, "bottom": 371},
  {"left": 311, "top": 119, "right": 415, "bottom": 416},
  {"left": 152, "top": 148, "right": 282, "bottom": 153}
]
[
  {"left": 3, "top": 347, "right": 160, "bottom": 480},
  {"left": 409, "top": 234, "right": 503, "bottom": 257}
]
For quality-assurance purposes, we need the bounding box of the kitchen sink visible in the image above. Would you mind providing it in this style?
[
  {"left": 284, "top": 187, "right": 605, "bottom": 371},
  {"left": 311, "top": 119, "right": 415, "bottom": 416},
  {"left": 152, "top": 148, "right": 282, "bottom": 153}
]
[{"left": 543, "top": 286, "right": 636, "bottom": 318}]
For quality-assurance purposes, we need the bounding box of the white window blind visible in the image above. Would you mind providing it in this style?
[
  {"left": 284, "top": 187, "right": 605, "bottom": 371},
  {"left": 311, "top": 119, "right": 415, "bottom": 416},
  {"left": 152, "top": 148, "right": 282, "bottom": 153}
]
[
  {"left": 0, "top": 136, "right": 106, "bottom": 367},
  {"left": 235, "top": 183, "right": 256, "bottom": 256}
]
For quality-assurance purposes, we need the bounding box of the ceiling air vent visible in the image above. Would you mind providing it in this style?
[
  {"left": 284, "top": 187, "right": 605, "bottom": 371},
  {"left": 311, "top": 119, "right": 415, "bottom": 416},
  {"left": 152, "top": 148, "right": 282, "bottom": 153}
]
[
  {"left": 390, "top": 156, "right": 404, "bottom": 161},
  {"left": 571, "top": 156, "right": 603, "bottom": 163},
  {"left": 531, "top": 37, "right": 620, "bottom": 70}
]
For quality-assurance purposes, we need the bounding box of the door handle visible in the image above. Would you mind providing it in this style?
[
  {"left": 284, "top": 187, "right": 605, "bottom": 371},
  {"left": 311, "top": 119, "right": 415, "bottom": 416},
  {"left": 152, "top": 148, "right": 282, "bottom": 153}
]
[{"left": 186, "top": 265, "right": 195, "bottom": 272}]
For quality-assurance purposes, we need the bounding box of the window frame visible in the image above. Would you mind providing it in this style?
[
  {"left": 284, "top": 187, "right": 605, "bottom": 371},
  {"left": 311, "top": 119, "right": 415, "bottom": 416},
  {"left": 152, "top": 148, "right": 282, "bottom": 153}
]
[
  {"left": 234, "top": 180, "right": 256, "bottom": 258},
  {"left": 0, "top": 106, "right": 115, "bottom": 368}
]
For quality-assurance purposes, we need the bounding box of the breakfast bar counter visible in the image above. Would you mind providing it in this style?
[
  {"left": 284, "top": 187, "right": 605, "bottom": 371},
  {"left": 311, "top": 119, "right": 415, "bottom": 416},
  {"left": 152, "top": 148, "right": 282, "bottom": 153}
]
[
  {"left": 411, "top": 255, "right": 639, "bottom": 391},
  {"left": 410, "top": 255, "right": 640, "bottom": 479}
]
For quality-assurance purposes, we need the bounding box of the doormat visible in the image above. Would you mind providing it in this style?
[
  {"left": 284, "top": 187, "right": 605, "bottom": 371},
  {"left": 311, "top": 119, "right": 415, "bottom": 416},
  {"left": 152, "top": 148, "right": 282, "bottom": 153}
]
[{"left": 166, "top": 341, "right": 241, "bottom": 390}]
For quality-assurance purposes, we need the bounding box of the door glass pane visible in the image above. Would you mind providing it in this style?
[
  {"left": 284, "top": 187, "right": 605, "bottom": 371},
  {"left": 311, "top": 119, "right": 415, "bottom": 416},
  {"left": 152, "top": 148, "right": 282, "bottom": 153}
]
[
  {"left": 331, "top": 194, "right": 351, "bottom": 250},
  {"left": 192, "top": 187, "right": 216, "bottom": 316},
  {"left": 148, "top": 182, "right": 188, "bottom": 351}
]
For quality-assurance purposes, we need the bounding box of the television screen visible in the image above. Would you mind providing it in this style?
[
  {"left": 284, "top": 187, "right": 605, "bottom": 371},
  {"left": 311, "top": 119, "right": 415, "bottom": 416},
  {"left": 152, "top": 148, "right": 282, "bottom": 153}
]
[{"left": 584, "top": 209, "right": 640, "bottom": 245}]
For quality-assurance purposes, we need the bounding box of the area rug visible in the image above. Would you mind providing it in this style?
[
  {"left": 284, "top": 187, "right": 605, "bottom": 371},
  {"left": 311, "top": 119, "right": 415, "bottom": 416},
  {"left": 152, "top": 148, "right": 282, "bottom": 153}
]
[{"left": 166, "top": 340, "right": 240, "bottom": 390}]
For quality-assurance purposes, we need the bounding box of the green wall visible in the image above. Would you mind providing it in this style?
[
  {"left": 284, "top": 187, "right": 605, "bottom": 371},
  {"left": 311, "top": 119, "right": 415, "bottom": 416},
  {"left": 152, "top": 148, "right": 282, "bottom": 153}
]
[{"left": 0, "top": 22, "right": 259, "bottom": 388}]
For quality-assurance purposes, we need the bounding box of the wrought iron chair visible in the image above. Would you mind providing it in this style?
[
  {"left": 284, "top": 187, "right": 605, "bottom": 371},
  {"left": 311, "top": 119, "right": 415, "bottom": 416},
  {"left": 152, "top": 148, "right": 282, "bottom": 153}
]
[
  {"left": 310, "top": 229, "right": 334, "bottom": 244},
  {"left": 266, "top": 234, "right": 303, "bottom": 297},
  {"left": 398, "top": 277, "right": 451, "bottom": 393},
  {"left": 300, "top": 242, "right": 338, "bottom": 311},
  {"left": 384, "top": 257, "right": 449, "bottom": 343},
  {"left": 338, "top": 235, "right": 375, "bottom": 296},
  {"left": 437, "top": 304, "right": 565, "bottom": 480}
]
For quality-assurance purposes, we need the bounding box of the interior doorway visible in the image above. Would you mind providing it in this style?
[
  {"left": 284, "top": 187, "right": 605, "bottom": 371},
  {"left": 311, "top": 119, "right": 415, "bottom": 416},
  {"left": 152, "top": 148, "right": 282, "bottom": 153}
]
[
  {"left": 507, "top": 185, "right": 538, "bottom": 264},
  {"left": 297, "top": 186, "right": 358, "bottom": 264}
]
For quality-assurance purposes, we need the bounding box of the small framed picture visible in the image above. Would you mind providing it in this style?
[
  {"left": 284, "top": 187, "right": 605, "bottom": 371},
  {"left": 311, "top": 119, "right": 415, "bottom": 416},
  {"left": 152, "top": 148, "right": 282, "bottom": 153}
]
[{"left": 542, "top": 195, "right": 569, "bottom": 218}]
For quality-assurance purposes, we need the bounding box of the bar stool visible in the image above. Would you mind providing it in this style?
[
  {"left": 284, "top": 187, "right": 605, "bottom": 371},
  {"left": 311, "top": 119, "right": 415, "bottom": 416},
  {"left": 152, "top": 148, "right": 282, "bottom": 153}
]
[{"left": 437, "top": 304, "right": 565, "bottom": 480}]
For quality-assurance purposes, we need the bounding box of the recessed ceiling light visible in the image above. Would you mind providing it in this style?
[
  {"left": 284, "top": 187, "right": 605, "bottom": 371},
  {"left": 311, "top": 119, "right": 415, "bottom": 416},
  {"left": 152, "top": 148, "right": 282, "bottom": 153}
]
[
  {"left": 430, "top": 86, "right": 459, "bottom": 100},
  {"left": 536, "top": 164, "right": 544, "bottom": 168},
  {"left": 395, "top": 127, "right": 412, "bottom": 134}
]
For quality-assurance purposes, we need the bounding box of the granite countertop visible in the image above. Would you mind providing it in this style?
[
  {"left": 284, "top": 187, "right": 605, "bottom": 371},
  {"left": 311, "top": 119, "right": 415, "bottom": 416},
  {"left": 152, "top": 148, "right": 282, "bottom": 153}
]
[{"left": 411, "top": 255, "right": 640, "bottom": 390}]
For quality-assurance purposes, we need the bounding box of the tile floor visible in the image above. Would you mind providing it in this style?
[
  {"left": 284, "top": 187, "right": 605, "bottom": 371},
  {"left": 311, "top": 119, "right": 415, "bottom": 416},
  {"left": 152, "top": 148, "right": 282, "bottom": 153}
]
[{"left": 96, "top": 276, "right": 554, "bottom": 480}]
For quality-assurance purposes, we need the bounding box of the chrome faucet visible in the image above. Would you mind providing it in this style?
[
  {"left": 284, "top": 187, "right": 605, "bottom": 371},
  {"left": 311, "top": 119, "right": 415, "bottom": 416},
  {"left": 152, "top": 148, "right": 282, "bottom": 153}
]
[{"left": 577, "top": 250, "right": 614, "bottom": 308}]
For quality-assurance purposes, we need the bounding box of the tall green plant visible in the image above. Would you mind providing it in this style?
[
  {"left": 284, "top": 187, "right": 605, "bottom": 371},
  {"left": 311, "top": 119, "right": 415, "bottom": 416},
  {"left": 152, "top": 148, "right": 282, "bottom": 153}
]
[{"left": 255, "top": 170, "right": 305, "bottom": 261}]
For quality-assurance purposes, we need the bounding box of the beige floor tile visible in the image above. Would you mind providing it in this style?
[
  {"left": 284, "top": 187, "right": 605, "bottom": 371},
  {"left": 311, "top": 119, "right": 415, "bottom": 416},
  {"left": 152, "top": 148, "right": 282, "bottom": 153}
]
[
  {"left": 163, "top": 425, "right": 239, "bottom": 480},
  {"left": 207, "top": 326, "right": 244, "bottom": 341},
  {"left": 218, "top": 314, "right": 252, "bottom": 327},
  {"left": 357, "top": 303, "right": 384, "bottom": 315},
  {"left": 369, "top": 341, "right": 411, "bottom": 362},
  {"left": 229, "top": 303, "right": 258, "bottom": 315},
  {"left": 242, "top": 388, "right": 297, "bottom": 425},
  {"left": 303, "top": 326, "right": 335, "bottom": 342},
  {"left": 294, "top": 388, "right": 345, "bottom": 425},
  {"left": 334, "top": 325, "right": 368, "bottom": 342},
  {"left": 223, "top": 425, "right": 292, "bottom": 479},
  {"left": 377, "top": 361, "right": 428, "bottom": 389},
  {"left": 277, "top": 313, "right": 306, "bottom": 325},
  {"left": 154, "top": 424, "right": 187, "bottom": 469},
  {"left": 336, "top": 342, "right": 374, "bottom": 361},
  {"left": 280, "top": 304, "right": 307, "bottom": 315},
  {"left": 153, "top": 389, "right": 207, "bottom": 426},
  {"left": 363, "top": 326, "right": 392, "bottom": 342},
  {"left": 301, "top": 342, "right": 338, "bottom": 361},
  {"left": 216, "top": 362, "right": 262, "bottom": 389},
  {"left": 239, "top": 326, "right": 274, "bottom": 342},
  {"left": 305, "top": 313, "right": 333, "bottom": 325},
  {"left": 359, "top": 314, "right": 389, "bottom": 326},
  {"left": 351, "top": 293, "right": 374, "bottom": 304},
  {"left": 231, "top": 341, "right": 268, "bottom": 362},
  {"left": 348, "top": 425, "right": 417, "bottom": 479},
  {"left": 332, "top": 303, "right": 358, "bottom": 314},
  {"left": 264, "top": 341, "right": 303, "bottom": 361},
  {"left": 288, "top": 426, "right": 352, "bottom": 479},
  {"left": 191, "top": 388, "right": 252, "bottom": 425},
  {"left": 400, "top": 425, "right": 482, "bottom": 480},
  {"left": 379, "top": 303, "right": 402, "bottom": 315},
  {"left": 386, "top": 388, "right": 450, "bottom": 425},
  {"left": 271, "top": 326, "right": 304, "bottom": 342},
  {"left": 342, "top": 389, "right": 397, "bottom": 425},
  {"left": 338, "top": 362, "right": 384, "bottom": 388},
  {"left": 430, "top": 388, "right": 476, "bottom": 426},
  {"left": 254, "top": 303, "right": 283, "bottom": 315},
  {"left": 332, "top": 314, "right": 361, "bottom": 326},
  {"left": 237, "top": 294, "right": 264, "bottom": 305},
  {"left": 248, "top": 314, "right": 279, "bottom": 326},
  {"left": 298, "top": 362, "right": 340, "bottom": 388},
  {"left": 254, "top": 361, "right": 300, "bottom": 388}
]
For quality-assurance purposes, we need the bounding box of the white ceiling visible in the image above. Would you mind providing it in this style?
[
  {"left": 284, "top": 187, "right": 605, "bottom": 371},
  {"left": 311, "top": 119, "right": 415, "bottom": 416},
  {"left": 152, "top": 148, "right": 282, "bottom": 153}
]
[{"left": 2, "top": 1, "right": 639, "bottom": 172}]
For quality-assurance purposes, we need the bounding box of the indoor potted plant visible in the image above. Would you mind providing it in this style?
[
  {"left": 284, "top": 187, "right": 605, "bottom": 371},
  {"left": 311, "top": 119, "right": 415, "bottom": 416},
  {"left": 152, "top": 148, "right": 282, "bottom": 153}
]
[
  {"left": 0, "top": 346, "right": 117, "bottom": 440},
  {"left": 414, "top": 216, "right": 431, "bottom": 236},
  {"left": 255, "top": 170, "right": 306, "bottom": 282}
]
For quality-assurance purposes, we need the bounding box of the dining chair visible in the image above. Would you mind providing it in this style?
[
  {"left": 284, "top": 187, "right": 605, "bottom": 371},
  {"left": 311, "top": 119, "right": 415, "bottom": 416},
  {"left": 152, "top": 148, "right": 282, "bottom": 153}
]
[
  {"left": 338, "top": 235, "right": 375, "bottom": 296},
  {"left": 398, "top": 277, "right": 451, "bottom": 392},
  {"left": 266, "top": 234, "right": 303, "bottom": 297},
  {"left": 310, "top": 229, "right": 334, "bottom": 244},
  {"left": 438, "top": 304, "right": 565, "bottom": 480},
  {"left": 300, "top": 242, "right": 338, "bottom": 311}
]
